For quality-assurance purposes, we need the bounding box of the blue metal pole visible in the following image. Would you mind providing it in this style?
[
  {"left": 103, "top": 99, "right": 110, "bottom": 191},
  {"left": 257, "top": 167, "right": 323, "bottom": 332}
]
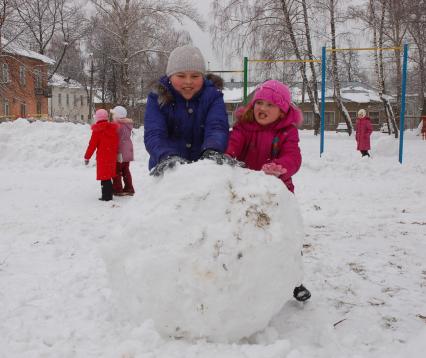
[
  {"left": 399, "top": 43, "right": 408, "bottom": 164},
  {"left": 320, "top": 46, "right": 326, "bottom": 157}
]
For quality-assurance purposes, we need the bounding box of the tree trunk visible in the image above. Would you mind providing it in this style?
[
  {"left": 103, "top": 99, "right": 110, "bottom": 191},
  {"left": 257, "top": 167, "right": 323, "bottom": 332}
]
[
  {"left": 301, "top": 0, "right": 320, "bottom": 135},
  {"left": 329, "top": 0, "right": 353, "bottom": 135},
  {"left": 279, "top": 0, "right": 320, "bottom": 134}
]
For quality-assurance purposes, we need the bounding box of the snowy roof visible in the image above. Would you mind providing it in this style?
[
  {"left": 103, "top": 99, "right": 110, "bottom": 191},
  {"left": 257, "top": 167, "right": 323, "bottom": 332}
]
[
  {"left": 49, "top": 73, "right": 83, "bottom": 89},
  {"left": 2, "top": 37, "right": 55, "bottom": 65},
  {"left": 222, "top": 86, "right": 257, "bottom": 103},
  {"left": 293, "top": 82, "right": 394, "bottom": 104}
]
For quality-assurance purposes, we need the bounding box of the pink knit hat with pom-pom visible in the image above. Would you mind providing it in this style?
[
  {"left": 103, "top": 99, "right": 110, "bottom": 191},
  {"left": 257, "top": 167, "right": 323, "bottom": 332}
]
[
  {"left": 252, "top": 80, "right": 292, "bottom": 113},
  {"left": 95, "top": 109, "right": 109, "bottom": 122}
]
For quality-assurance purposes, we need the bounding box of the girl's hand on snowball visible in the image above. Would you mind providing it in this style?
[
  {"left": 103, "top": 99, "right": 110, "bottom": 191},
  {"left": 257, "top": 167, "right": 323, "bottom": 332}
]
[{"left": 262, "top": 163, "right": 287, "bottom": 177}]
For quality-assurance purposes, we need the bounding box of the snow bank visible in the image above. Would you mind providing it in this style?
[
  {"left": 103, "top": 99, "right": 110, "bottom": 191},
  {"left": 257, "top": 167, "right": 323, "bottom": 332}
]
[
  {"left": 0, "top": 119, "right": 90, "bottom": 168},
  {"left": 373, "top": 136, "right": 399, "bottom": 157},
  {"left": 104, "top": 161, "right": 304, "bottom": 343}
]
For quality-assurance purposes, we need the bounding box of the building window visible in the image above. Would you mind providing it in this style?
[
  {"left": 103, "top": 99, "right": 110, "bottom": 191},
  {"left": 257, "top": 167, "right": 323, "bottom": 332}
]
[
  {"left": 20, "top": 103, "right": 27, "bottom": 117},
  {"left": 81, "top": 115, "right": 84, "bottom": 121},
  {"left": 58, "top": 93, "right": 62, "bottom": 105},
  {"left": 3, "top": 99, "right": 10, "bottom": 115},
  {"left": 74, "top": 94, "right": 78, "bottom": 106},
  {"left": 2, "top": 63, "right": 9, "bottom": 83},
  {"left": 36, "top": 101, "right": 42, "bottom": 115},
  {"left": 19, "top": 66, "right": 26, "bottom": 86},
  {"left": 80, "top": 95, "right": 84, "bottom": 106},
  {"left": 368, "top": 111, "right": 380, "bottom": 124},
  {"left": 325, "top": 111, "right": 335, "bottom": 125},
  {"left": 303, "top": 112, "right": 314, "bottom": 126},
  {"left": 66, "top": 93, "right": 69, "bottom": 106},
  {"left": 34, "top": 69, "right": 42, "bottom": 88}
]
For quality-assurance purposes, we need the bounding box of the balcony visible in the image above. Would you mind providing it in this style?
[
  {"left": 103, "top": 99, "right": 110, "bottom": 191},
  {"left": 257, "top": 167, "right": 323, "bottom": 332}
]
[
  {"left": 34, "top": 87, "right": 52, "bottom": 97},
  {"left": 34, "top": 87, "right": 44, "bottom": 96}
]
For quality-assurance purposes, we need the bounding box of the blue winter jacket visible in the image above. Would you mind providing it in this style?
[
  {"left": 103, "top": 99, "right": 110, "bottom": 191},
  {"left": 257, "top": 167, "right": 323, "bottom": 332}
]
[{"left": 144, "top": 75, "right": 229, "bottom": 169}]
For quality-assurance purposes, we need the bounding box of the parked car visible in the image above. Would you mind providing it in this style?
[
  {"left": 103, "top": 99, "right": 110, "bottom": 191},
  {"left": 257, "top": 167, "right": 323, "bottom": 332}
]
[
  {"left": 380, "top": 123, "right": 393, "bottom": 134},
  {"left": 336, "top": 122, "right": 349, "bottom": 133}
]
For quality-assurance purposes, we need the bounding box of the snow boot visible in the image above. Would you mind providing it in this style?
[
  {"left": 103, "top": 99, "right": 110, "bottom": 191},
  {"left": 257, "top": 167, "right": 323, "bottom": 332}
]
[
  {"left": 99, "top": 180, "right": 113, "bottom": 201},
  {"left": 293, "top": 284, "right": 311, "bottom": 302}
]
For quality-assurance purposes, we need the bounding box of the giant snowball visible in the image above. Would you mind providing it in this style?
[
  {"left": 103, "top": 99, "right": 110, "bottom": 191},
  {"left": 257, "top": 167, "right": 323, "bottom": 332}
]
[{"left": 104, "top": 161, "right": 304, "bottom": 342}]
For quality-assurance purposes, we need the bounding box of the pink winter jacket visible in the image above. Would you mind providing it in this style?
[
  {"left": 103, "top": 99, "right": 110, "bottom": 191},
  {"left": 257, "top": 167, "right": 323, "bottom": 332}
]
[
  {"left": 355, "top": 117, "right": 373, "bottom": 151},
  {"left": 226, "top": 115, "right": 302, "bottom": 193}
]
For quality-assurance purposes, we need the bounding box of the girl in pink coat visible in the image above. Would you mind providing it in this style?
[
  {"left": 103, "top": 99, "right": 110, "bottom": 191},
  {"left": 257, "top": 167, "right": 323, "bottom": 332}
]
[
  {"left": 355, "top": 109, "right": 373, "bottom": 157},
  {"left": 226, "top": 80, "right": 310, "bottom": 302},
  {"left": 111, "top": 106, "right": 135, "bottom": 196},
  {"left": 226, "top": 80, "right": 302, "bottom": 193}
]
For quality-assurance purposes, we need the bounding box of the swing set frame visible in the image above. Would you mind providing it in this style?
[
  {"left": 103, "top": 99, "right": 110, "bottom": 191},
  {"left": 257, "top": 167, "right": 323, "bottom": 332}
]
[{"left": 218, "top": 44, "right": 409, "bottom": 163}]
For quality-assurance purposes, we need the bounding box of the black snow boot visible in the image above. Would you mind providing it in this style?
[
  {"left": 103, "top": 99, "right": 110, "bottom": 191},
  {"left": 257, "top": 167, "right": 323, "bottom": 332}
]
[
  {"left": 99, "top": 180, "right": 113, "bottom": 201},
  {"left": 293, "top": 284, "right": 311, "bottom": 302}
]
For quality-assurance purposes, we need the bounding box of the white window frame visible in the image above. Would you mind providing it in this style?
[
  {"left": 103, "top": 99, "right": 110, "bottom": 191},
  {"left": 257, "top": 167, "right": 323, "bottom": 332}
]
[
  {"left": 325, "top": 111, "right": 335, "bottom": 125},
  {"left": 303, "top": 111, "right": 314, "bottom": 126},
  {"left": 3, "top": 98, "right": 10, "bottom": 115},
  {"left": 2, "top": 63, "right": 9, "bottom": 83},
  {"left": 34, "top": 69, "right": 42, "bottom": 88},
  {"left": 20, "top": 103, "right": 27, "bottom": 117},
  {"left": 19, "top": 66, "right": 26, "bottom": 86}
]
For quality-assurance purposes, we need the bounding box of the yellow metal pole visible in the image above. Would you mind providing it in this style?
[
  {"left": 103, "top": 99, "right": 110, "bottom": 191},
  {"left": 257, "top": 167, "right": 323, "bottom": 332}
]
[
  {"left": 248, "top": 59, "right": 321, "bottom": 63},
  {"left": 327, "top": 47, "right": 402, "bottom": 52}
]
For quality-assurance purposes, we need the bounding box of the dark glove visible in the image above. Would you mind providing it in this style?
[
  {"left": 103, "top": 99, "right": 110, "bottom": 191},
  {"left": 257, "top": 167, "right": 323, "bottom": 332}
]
[
  {"left": 201, "top": 149, "right": 245, "bottom": 167},
  {"left": 150, "top": 156, "right": 190, "bottom": 177}
]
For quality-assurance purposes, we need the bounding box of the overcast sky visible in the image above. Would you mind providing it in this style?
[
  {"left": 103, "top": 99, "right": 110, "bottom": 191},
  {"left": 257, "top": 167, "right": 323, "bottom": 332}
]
[{"left": 179, "top": 0, "right": 234, "bottom": 72}]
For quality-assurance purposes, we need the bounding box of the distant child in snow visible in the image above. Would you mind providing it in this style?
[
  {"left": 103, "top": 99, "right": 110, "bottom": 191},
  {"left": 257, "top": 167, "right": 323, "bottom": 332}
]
[
  {"left": 111, "top": 106, "right": 135, "bottom": 196},
  {"left": 84, "top": 109, "right": 119, "bottom": 201},
  {"left": 355, "top": 109, "right": 373, "bottom": 157},
  {"left": 421, "top": 108, "right": 426, "bottom": 140},
  {"left": 225, "top": 79, "right": 310, "bottom": 302}
]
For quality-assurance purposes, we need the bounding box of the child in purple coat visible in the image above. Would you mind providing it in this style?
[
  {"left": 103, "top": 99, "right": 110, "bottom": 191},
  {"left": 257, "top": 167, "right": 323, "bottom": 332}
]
[{"left": 111, "top": 106, "right": 135, "bottom": 196}]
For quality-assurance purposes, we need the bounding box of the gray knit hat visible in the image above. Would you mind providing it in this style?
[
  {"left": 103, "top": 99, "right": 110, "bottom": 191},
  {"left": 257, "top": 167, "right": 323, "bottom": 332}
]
[{"left": 166, "top": 45, "right": 206, "bottom": 77}]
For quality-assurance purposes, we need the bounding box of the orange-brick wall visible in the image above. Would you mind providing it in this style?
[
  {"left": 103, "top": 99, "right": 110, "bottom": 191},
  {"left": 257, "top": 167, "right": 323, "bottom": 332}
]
[{"left": 1, "top": 54, "right": 50, "bottom": 119}]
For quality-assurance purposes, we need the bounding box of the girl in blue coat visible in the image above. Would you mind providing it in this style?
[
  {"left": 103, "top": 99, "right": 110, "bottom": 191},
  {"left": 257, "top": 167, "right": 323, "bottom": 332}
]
[{"left": 144, "top": 45, "right": 230, "bottom": 176}]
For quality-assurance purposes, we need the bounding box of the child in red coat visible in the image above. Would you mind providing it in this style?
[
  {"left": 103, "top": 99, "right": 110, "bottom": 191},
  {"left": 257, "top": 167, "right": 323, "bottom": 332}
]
[
  {"left": 355, "top": 109, "right": 373, "bottom": 157},
  {"left": 84, "top": 109, "right": 119, "bottom": 201},
  {"left": 226, "top": 80, "right": 310, "bottom": 302}
]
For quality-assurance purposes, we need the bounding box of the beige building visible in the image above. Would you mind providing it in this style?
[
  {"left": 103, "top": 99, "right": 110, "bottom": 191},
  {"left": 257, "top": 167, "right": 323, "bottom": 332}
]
[{"left": 48, "top": 74, "right": 90, "bottom": 122}]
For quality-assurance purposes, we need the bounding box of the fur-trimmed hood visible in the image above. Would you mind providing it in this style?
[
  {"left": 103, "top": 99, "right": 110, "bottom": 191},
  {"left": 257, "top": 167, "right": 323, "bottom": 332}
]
[{"left": 151, "top": 74, "right": 224, "bottom": 106}]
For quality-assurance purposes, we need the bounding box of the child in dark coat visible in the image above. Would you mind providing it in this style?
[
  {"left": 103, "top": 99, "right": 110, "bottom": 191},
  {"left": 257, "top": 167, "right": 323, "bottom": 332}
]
[
  {"left": 84, "top": 109, "right": 119, "bottom": 201},
  {"left": 144, "top": 45, "right": 230, "bottom": 176}
]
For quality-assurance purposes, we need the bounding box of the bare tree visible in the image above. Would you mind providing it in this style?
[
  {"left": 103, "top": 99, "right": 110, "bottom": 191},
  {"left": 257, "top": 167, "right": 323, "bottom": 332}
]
[
  {"left": 381, "top": 0, "right": 409, "bottom": 117},
  {"left": 211, "top": 0, "right": 322, "bottom": 134},
  {"left": 329, "top": 0, "right": 353, "bottom": 135},
  {"left": 13, "top": 0, "right": 60, "bottom": 55},
  {"left": 349, "top": 0, "right": 399, "bottom": 137},
  {"left": 90, "top": 0, "right": 204, "bottom": 106},
  {"left": 47, "top": 1, "right": 90, "bottom": 79},
  {"left": 406, "top": 0, "right": 426, "bottom": 118}
]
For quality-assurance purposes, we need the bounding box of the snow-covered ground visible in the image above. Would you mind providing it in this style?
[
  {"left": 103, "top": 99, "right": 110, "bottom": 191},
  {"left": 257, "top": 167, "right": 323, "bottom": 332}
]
[{"left": 0, "top": 120, "right": 425, "bottom": 357}]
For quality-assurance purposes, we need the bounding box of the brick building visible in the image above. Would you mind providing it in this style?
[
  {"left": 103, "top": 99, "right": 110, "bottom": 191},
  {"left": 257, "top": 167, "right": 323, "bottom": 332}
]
[{"left": 1, "top": 39, "right": 54, "bottom": 120}]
